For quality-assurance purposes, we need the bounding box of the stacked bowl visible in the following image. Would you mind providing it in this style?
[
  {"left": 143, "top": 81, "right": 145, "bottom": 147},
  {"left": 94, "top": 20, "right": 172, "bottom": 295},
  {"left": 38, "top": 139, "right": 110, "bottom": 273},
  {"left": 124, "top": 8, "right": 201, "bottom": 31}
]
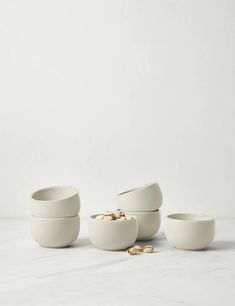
[
  {"left": 117, "top": 183, "right": 162, "bottom": 240},
  {"left": 31, "top": 186, "right": 80, "bottom": 248}
]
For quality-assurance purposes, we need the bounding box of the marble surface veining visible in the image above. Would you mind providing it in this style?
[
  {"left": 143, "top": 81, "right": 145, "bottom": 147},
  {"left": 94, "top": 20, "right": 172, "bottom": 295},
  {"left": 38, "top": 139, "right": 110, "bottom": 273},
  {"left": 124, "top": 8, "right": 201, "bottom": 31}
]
[{"left": 0, "top": 218, "right": 234, "bottom": 306}]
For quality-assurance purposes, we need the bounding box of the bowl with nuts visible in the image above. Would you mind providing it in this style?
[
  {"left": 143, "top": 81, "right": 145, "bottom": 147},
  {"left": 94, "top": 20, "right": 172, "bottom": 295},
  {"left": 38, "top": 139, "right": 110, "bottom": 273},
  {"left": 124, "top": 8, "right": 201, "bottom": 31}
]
[{"left": 88, "top": 210, "right": 138, "bottom": 251}]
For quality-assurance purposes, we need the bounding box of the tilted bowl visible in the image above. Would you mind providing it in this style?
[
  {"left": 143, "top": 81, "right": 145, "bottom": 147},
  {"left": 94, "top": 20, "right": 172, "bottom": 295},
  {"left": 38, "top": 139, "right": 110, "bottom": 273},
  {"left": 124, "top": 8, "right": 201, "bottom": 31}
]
[
  {"left": 117, "top": 183, "right": 162, "bottom": 212},
  {"left": 31, "top": 186, "right": 80, "bottom": 218}
]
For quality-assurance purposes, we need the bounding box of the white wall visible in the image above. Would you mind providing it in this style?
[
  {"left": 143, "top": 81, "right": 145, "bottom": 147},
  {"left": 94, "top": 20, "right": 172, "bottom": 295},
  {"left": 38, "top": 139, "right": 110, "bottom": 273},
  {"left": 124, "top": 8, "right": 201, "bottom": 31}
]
[{"left": 0, "top": 0, "right": 234, "bottom": 218}]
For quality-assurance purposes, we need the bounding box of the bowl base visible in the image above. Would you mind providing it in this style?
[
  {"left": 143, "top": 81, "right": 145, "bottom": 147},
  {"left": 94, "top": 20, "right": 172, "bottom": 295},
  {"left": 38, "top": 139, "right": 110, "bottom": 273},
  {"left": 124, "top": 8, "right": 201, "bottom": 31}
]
[{"left": 39, "top": 244, "right": 72, "bottom": 248}]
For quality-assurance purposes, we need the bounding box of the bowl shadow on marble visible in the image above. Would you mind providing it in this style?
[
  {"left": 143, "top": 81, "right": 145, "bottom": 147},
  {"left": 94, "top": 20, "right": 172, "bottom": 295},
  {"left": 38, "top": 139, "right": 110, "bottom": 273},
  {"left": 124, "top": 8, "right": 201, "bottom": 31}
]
[
  {"left": 71, "top": 238, "right": 235, "bottom": 251},
  {"left": 203, "top": 240, "right": 235, "bottom": 251}
]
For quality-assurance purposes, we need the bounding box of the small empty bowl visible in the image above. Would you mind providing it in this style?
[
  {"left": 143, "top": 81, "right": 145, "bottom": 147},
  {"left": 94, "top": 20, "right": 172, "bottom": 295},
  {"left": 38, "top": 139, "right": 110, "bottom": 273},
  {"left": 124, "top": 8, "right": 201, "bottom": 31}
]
[
  {"left": 31, "top": 186, "right": 80, "bottom": 218},
  {"left": 165, "top": 213, "right": 215, "bottom": 250},
  {"left": 88, "top": 215, "right": 138, "bottom": 250},
  {"left": 117, "top": 183, "right": 162, "bottom": 212},
  {"left": 31, "top": 216, "right": 80, "bottom": 248},
  {"left": 125, "top": 210, "right": 161, "bottom": 240}
]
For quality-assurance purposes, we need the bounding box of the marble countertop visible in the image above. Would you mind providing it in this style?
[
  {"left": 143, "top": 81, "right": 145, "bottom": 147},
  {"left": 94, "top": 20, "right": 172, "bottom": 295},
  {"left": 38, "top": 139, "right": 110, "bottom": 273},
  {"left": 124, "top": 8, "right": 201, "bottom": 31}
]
[{"left": 0, "top": 218, "right": 234, "bottom": 306}]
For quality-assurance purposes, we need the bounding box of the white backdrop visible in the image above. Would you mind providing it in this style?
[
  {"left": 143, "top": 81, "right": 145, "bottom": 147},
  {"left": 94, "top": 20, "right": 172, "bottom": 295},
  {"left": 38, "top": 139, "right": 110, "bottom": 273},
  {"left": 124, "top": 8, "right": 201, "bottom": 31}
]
[{"left": 0, "top": 0, "right": 234, "bottom": 218}]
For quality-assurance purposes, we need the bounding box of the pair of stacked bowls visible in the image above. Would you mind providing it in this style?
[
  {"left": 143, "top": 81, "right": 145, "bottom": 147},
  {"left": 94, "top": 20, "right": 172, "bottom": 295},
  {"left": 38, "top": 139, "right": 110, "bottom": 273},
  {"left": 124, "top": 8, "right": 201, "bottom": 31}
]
[
  {"left": 117, "top": 183, "right": 162, "bottom": 240},
  {"left": 31, "top": 186, "right": 80, "bottom": 248}
]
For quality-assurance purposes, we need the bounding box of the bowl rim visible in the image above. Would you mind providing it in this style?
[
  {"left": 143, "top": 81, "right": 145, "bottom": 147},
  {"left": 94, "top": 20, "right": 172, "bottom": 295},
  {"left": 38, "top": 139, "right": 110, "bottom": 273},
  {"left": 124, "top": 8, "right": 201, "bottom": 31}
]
[
  {"left": 125, "top": 210, "right": 160, "bottom": 215},
  {"left": 117, "top": 182, "right": 160, "bottom": 197},
  {"left": 90, "top": 214, "right": 137, "bottom": 223},
  {"left": 166, "top": 213, "right": 214, "bottom": 222},
  {"left": 31, "top": 186, "right": 79, "bottom": 202},
  {"left": 31, "top": 215, "right": 79, "bottom": 220}
]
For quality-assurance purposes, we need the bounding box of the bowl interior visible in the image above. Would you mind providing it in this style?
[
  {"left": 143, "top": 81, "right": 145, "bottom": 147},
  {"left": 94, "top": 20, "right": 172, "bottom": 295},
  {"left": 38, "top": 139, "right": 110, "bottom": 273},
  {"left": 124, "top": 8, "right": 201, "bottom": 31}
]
[
  {"left": 117, "top": 183, "right": 158, "bottom": 196},
  {"left": 32, "top": 186, "right": 78, "bottom": 202},
  {"left": 167, "top": 213, "right": 214, "bottom": 222},
  {"left": 125, "top": 210, "right": 159, "bottom": 215},
  {"left": 32, "top": 215, "right": 79, "bottom": 221},
  {"left": 118, "top": 187, "right": 137, "bottom": 196}
]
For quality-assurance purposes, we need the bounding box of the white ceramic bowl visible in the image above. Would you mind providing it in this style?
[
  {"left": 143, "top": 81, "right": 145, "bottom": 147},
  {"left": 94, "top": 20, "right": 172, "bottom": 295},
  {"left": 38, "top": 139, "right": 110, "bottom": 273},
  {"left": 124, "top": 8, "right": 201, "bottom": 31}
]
[
  {"left": 125, "top": 210, "right": 161, "bottom": 240},
  {"left": 117, "top": 183, "right": 162, "bottom": 212},
  {"left": 88, "top": 215, "right": 138, "bottom": 251},
  {"left": 165, "top": 213, "right": 215, "bottom": 250},
  {"left": 31, "top": 216, "right": 80, "bottom": 248},
  {"left": 31, "top": 186, "right": 80, "bottom": 218}
]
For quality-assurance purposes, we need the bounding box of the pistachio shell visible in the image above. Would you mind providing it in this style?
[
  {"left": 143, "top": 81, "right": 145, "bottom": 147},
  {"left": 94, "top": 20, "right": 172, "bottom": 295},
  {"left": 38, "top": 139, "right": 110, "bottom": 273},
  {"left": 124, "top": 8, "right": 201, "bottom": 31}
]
[
  {"left": 144, "top": 245, "right": 153, "bottom": 249},
  {"left": 128, "top": 246, "right": 139, "bottom": 255},
  {"left": 115, "top": 211, "right": 122, "bottom": 219},
  {"left": 103, "top": 215, "right": 115, "bottom": 220},
  {"left": 134, "top": 245, "right": 143, "bottom": 252},
  {"left": 143, "top": 245, "right": 154, "bottom": 253},
  {"left": 104, "top": 211, "right": 115, "bottom": 216}
]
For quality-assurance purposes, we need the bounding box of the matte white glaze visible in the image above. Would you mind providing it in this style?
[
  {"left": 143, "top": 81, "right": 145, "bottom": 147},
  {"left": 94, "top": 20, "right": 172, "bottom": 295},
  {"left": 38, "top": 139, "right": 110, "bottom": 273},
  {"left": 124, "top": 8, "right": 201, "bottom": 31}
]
[
  {"left": 31, "top": 186, "right": 80, "bottom": 218},
  {"left": 31, "top": 215, "right": 80, "bottom": 248},
  {"left": 125, "top": 210, "right": 161, "bottom": 240},
  {"left": 88, "top": 214, "right": 138, "bottom": 250},
  {"left": 165, "top": 213, "right": 215, "bottom": 250},
  {"left": 117, "top": 183, "right": 162, "bottom": 212}
]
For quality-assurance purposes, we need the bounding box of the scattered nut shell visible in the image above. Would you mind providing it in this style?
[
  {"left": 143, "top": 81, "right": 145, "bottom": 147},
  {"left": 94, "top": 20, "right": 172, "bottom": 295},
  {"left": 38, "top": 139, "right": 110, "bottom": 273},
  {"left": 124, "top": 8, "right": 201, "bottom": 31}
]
[
  {"left": 127, "top": 244, "right": 155, "bottom": 255},
  {"left": 128, "top": 247, "right": 139, "bottom": 255},
  {"left": 144, "top": 245, "right": 154, "bottom": 249},
  {"left": 143, "top": 245, "right": 154, "bottom": 253},
  {"left": 134, "top": 245, "right": 143, "bottom": 252}
]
